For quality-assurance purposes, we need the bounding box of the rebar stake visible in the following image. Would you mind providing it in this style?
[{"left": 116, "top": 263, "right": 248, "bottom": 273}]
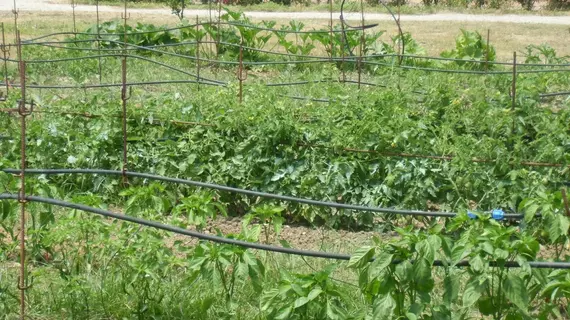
[
  {"left": 71, "top": 0, "right": 77, "bottom": 34},
  {"left": 12, "top": 0, "right": 19, "bottom": 71},
  {"left": 1, "top": 23, "right": 9, "bottom": 96},
  {"left": 485, "top": 29, "right": 490, "bottom": 73},
  {"left": 237, "top": 39, "right": 247, "bottom": 104},
  {"left": 196, "top": 16, "right": 201, "bottom": 91},
  {"left": 17, "top": 31, "right": 33, "bottom": 320},
  {"left": 96, "top": 0, "right": 102, "bottom": 83},
  {"left": 511, "top": 51, "right": 517, "bottom": 138},
  {"left": 357, "top": 0, "right": 365, "bottom": 89},
  {"left": 216, "top": 0, "right": 222, "bottom": 62},
  {"left": 329, "top": 0, "right": 333, "bottom": 62},
  {"left": 121, "top": 0, "right": 130, "bottom": 186}
]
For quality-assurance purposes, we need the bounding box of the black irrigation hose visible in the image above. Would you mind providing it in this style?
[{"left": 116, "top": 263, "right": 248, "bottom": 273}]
[
  {"left": 0, "top": 193, "right": 349, "bottom": 260},
  {"left": 0, "top": 80, "right": 224, "bottom": 90},
  {"left": 540, "top": 91, "right": 570, "bottom": 98},
  {"left": 1, "top": 168, "right": 525, "bottom": 219},
  {"left": 0, "top": 193, "right": 567, "bottom": 269}
]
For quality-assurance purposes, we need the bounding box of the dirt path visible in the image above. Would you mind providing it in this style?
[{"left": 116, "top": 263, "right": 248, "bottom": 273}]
[{"left": 1, "top": 0, "right": 569, "bottom": 25}]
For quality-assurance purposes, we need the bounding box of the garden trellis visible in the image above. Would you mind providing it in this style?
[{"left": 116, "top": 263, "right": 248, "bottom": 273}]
[{"left": 1, "top": 1, "right": 570, "bottom": 319}]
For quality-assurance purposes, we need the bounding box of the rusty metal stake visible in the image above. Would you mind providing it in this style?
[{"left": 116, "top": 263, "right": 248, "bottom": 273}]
[
  {"left": 17, "top": 32, "right": 33, "bottom": 320},
  {"left": 511, "top": 51, "right": 517, "bottom": 138},
  {"left": 1, "top": 23, "right": 9, "bottom": 96},
  {"left": 196, "top": 16, "right": 201, "bottom": 91},
  {"left": 208, "top": 0, "right": 212, "bottom": 56},
  {"left": 12, "top": 0, "right": 19, "bottom": 47},
  {"left": 121, "top": 0, "right": 129, "bottom": 186},
  {"left": 237, "top": 39, "right": 247, "bottom": 104},
  {"left": 485, "top": 29, "right": 490, "bottom": 73},
  {"left": 340, "top": 23, "right": 346, "bottom": 83},
  {"left": 216, "top": 0, "right": 222, "bottom": 62},
  {"left": 329, "top": 0, "right": 333, "bottom": 62},
  {"left": 12, "top": 0, "right": 19, "bottom": 72},
  {"left": 71, "top": 0, "right": 77, "bottom": 34},
  {"left": 96, "top": 0, "right": 102, "bottom": 83},
  {"left": 357, "top": 0, "right": 365, "bottom": 89}
]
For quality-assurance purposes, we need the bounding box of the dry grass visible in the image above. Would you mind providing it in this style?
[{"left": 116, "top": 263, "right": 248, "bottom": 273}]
[{"left": 2, "top": 11, "right": 569, "bottom": 61}]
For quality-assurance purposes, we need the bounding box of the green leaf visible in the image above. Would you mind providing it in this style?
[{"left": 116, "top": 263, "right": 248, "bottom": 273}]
[
  {"left": 294, "top": 296, "right": 310, "bottom": 309},
  {"left": 348, "top": 246, "right": 375, "bottom": 269},
  {"left": 443, "top": 273, "right": 460, "bottom": 306},
  {"left": 504, "top": 273, "right": 529, "bottom": 311},
  {"left": 307, "top": 288, "right": 322, "bottom": 301},
  {"left": 1, "top": 200, "right": 11, "bottom": 220},
  {"left": 413, "top": 258, "right": 434, "bottom": 293},
  {"left": 470, "top": 255, "right": 485, "bottom": 273},
  {"left": 548, "top": 215, "right": 569, "bottom": 243},
  {"left": 372, "top": 294, "right": 396, "bottom": 320},
  {"left": 477, "top": 296, "right": 494, "bottom": 315},
  {"left": 462, "top": 278, "right": 485, "bottom": 307},
  {"left": 260, "top": 288, "right": 280, "bottom": 311},
  {"left": 416, "top": 239, "right": 435, "bottom": 264},
  {"left": 326, "top": 301, "right": 348, "bottom": 320},
  {"left": 275, "top": 306, "right": 293, "bottom": 319},
  {"left": 369, "top": 252, "right": 393, "bottom": 279},
  {"left": 524, "top": 203, "right": 539, "bottom": 222}
]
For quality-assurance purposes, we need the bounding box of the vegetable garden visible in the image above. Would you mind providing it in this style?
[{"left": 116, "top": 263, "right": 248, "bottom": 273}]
[{"left": 1, "top": 1, "right": 570, "bottom": 319}]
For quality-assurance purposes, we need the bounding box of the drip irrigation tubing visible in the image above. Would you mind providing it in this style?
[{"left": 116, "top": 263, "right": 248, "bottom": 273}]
[
  {"left": 0, "top": 168, "right": 526, "bottom": 219},
  {"left": 0, "top": 193, "right": 565, "bottom": 269},
  {"left": 540, "top": 91, "right": 570, "bottom": 98},
  {"left": 0, "top": 80, "right": 224, "bottom": 90}
]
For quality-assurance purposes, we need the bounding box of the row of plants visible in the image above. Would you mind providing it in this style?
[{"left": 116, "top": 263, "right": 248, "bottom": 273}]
[
  {"left": 1, "top": 62, "right": 569, "bottom": 228},
  {"left": 66, "top": 10, "right": 515, "bottom": 71},
  {"left": 1, "top": 170, "right": 570, "bottom": 319}
]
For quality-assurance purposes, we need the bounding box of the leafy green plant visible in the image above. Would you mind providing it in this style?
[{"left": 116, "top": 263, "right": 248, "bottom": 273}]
[
  {"left": 243, "top": 203, "right": 285, "bottom": 243},
  {"left": 189, "top": 240, "right": 265, "bottom": 306},
  {"left": 119, "top": 183, "right": 174, "bottom": 217},
  {"left": 441, "top": 29, "right": 496, "bottom": 70},
  {"left": 261, "top": 264, "right": 350, "bottom": 319},
  {"left": 172, "top": 190, "right": 227, "bottom": 231}
]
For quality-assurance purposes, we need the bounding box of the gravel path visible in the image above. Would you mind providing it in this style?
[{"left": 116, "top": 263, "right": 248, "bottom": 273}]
[{"left": 1, "top": 0, "right": 569, "bottom": 25}]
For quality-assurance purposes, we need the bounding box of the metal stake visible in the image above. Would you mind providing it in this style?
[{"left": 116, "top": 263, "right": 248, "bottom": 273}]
[
  {"left": 121, "top": 0, "right": 130, "bottom": 185},
  {"left": 329, "top": 0, "right": 333, "bottom": 61},
  {"left": 196, "top": 16, "right": 200, "bottom": 91},
  {"left": 17, "top": 31, "right": 33, "bottom": 320},
  {"left": 511, "top": 51, "right": 517, "bottom": 136},
  {"left": 485, "top": 29, "right": 490, "bottom": 73},
  {"left": 96, "top": 0, "right": 102, "bottom": 83},
  {"left": 237, "top": 39, "right": 247, "bottom": 104},
  {"left": 1, "top": 23, "right": 9, "bottom": 96}
]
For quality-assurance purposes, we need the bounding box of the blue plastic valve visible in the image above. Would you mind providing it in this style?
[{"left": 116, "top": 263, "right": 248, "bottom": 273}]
[{"left": 492, "top": 209, "right": 504, "bottom": 221}]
